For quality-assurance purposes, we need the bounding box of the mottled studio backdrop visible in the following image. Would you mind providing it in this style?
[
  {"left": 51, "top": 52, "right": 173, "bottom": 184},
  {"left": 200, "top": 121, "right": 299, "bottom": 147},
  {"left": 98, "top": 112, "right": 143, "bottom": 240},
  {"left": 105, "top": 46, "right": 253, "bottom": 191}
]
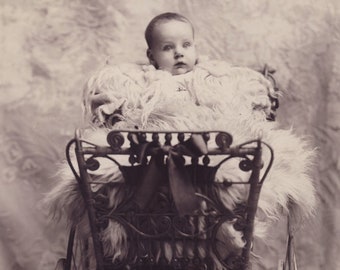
[{"left": 0, "top": 0, "right": 339, "bottom": 269}]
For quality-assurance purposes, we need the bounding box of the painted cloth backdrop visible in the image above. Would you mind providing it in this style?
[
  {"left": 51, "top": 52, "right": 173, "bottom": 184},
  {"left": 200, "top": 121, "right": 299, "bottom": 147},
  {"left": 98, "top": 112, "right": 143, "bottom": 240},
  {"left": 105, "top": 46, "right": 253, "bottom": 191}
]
[{"left": 0, "top": 1, "right": 339, "bottom": 269}]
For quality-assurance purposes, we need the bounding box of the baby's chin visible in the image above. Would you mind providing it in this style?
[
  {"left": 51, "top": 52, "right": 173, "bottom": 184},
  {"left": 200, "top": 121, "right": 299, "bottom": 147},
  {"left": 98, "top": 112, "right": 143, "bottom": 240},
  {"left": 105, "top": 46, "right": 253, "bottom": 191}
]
[{"left": 171, "top": 66, "right": 193, "bottom": 75}]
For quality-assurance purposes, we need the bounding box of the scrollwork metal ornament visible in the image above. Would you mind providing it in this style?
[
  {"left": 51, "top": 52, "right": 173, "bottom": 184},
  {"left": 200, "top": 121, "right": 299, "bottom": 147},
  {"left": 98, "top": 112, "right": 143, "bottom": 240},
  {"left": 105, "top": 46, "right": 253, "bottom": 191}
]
[
  {"left": 107, "top": 131, "right": 124, "bottom": 149},
  {"left": 85, "top": 157, "right": 100, "bottom": 171},
  {"left": 66, "top": 129, "right": 270, "bottom": 270},
  {"left": 239, "top": 158, "right": 253, "bottom": 172},
  {"left": 215, "top": 132, "right": 233, "bottom": 149}
]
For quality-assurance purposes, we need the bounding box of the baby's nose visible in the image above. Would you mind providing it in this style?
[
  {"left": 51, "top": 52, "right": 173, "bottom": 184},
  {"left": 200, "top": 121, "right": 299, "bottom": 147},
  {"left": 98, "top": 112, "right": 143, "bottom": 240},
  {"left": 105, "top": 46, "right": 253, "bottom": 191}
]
[{"left": 174, "top": 48, "right": 184, "bottom": 59}]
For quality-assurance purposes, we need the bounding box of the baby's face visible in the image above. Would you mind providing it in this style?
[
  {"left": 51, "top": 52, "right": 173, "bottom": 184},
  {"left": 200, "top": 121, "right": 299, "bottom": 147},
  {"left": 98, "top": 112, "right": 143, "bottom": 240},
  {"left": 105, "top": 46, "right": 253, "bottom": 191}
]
[{"left": 148, "top": 20, "right": 197, "bottom": 75}]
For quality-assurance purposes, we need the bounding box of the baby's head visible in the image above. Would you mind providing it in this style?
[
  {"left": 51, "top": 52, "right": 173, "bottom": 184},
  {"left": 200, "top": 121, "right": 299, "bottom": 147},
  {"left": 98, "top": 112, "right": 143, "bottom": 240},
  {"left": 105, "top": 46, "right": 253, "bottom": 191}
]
[{"left": 145, "top": 12, "right": 198, "bottom": 75}]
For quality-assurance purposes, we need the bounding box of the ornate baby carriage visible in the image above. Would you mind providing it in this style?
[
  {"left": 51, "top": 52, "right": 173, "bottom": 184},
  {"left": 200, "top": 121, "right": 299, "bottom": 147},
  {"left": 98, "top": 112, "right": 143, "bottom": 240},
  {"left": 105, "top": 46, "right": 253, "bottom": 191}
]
[
  {"left": 52, "top": 65, "right": 309, "bottom": 270},
  {"left": 57, "top": 129, "right": 272, "bottom": 270}
]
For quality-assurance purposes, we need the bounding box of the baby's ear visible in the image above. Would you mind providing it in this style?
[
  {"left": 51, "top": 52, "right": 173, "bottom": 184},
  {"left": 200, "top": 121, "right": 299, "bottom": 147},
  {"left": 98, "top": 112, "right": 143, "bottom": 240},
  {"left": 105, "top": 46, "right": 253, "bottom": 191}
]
[{"left": 146, "top": 49, "right": 156, "bottom": 66}]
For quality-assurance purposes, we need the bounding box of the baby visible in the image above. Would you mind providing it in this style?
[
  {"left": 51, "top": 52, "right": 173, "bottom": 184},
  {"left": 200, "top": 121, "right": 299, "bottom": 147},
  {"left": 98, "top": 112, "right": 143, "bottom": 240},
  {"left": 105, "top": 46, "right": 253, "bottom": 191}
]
[
  {"left": 145, "top": 12, "right": 198, "bottom": 75},
  {"left": 143, "top": 12, "right": 204, "bottom": 107}
]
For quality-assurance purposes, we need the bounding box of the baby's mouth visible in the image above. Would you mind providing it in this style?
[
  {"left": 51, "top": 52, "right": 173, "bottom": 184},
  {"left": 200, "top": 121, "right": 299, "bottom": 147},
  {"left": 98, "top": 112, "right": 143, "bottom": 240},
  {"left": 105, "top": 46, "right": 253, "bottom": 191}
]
[{"left": 175, "top": 62, "right": 186, "bottom": 67}]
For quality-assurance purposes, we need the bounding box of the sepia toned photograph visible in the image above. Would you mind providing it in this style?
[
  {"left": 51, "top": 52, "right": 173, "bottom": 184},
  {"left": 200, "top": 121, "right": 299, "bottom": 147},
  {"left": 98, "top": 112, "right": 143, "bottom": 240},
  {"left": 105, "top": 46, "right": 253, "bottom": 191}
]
[{"left": 0, "top": 1, "right": 339, "bottom": 269}]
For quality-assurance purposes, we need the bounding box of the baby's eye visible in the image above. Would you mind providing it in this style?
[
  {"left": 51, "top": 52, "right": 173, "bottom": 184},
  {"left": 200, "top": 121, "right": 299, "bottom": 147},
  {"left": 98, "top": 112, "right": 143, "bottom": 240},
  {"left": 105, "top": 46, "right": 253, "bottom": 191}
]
[
  {"left": 163, "top": 45, "right": 173, "bottom": 51},
  {"left": 183, "top": 42, "right": 192, "bottom": 48}
]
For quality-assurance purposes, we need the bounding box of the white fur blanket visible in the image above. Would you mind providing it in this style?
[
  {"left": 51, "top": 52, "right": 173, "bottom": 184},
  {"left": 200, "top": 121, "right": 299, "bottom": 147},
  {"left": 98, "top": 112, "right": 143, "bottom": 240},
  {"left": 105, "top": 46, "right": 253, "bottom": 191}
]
[{"left": 47, "top": 60, "right": 316, "bottom": 269}]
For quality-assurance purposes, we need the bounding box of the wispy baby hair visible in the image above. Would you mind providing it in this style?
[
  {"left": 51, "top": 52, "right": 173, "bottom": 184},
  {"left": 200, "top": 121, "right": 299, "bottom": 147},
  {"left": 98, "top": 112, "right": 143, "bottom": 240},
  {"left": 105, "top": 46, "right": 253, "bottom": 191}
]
[{"left": 145, "top": 12, "right": 194, "bottom": 48}]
